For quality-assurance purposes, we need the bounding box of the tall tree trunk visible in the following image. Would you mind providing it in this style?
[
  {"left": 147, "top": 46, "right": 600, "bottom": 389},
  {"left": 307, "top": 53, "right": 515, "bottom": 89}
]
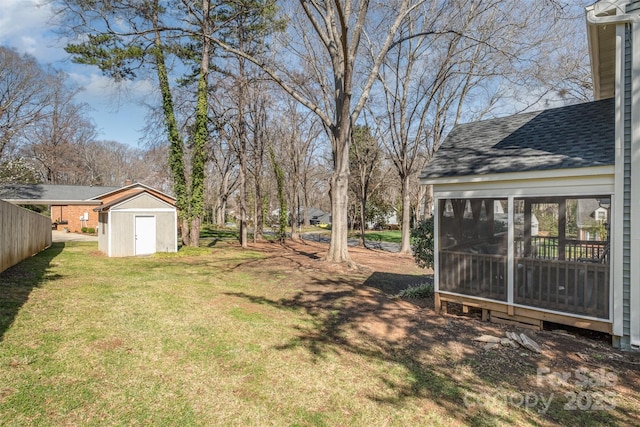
[
  {"left": 218, "top": 195, "right": 227, "bottom": 227},
  {"left": 239, "top": 149, "right": 248, "bottom": 247},
  {"left": 326, "top": 119, "right": 352, "bottom": 264},
  {"left": 359, "top": 193, "right": 367, "bottom": 248},
  {"left": 399, "top": 174, "right": 412, "bottom": 254},
  {"left": 253, "top": 179, "right": 264, "bottom": 242},
  {"left": 424, "top": 184, "right": 434, "bottom": 219},
  {"left": 253, "top": 104, "right": 265, "bottom": 242},
  {"left": 152, "top": 9, "right": 188, "bottom": 245},
  {"left": 290, "top": 186, "right": 300, "bottom": 239},
  {"left": 186, "top": 0, "right": 211, "bottom": 248},
  {"left": 238, "top": 57, "right": 248, "bottom": 248},
  {"left": 270, "top": 147, "right": 287, "bottom": 243},
  {"left": 217, "top": 170, "right": 231, "bottom": 227},
  {"left": 303, "top": 184, "right": 310, "bottom": 227}
]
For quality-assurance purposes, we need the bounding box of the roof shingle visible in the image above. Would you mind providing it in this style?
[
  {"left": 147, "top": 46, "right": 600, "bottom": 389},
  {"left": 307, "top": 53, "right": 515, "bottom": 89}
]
[
  {"left": 0, "top": 184, "right": 120, "bottom": 202},
  {"left": 420, "top": 98, "right": 615, "bottom": 180}
]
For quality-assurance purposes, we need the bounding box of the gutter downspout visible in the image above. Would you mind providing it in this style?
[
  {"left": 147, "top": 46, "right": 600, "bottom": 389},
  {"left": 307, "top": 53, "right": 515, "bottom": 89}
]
[{"left": 587, "top": 3, "right": 640, "bottom": 349}]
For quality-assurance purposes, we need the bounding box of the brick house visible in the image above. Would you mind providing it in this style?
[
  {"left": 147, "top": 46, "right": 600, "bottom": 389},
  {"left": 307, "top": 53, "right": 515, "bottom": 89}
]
[{"left": 0, "top": 182, "right": 175, "bottom": 234}]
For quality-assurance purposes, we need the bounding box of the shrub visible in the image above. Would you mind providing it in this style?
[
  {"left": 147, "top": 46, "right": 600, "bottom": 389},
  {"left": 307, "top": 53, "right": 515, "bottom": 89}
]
[
  {"left": 398, "top": 282, "right": 434, "bottom": 299},
  {"left": 410, "top": 217, "right": 434, "bottom": 269},
  {"left": 81, "top": 227, "right": 88, "bottom": 233},
  {"left": 87, "top": 227, "right": 96, "bottom": 234}
]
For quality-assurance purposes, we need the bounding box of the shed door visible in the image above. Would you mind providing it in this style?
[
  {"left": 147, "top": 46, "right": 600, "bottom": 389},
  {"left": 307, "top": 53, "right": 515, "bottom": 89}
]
[{"left": 135, "top": 216, "right": 156, "bottom": 255}]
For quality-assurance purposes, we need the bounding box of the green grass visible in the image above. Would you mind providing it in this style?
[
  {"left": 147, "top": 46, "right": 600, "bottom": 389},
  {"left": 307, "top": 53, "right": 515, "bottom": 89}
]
[
  {"left": 398, "top": 282, "right": 434, "bottom": 299},
  {"left": 199, "top": 224, "right": 239, "bottom": 241},
  {"left": 0, "top": 241, "right": 636, "bottom": 426},
  {"left": 352, "top": 230, "right": 403, "bottom": 244}
]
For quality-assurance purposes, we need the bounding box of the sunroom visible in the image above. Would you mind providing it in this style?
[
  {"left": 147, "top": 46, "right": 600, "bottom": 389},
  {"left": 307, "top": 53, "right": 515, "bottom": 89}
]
[{"left": 420, "top": 98, "right": 615, "bottom": 333}]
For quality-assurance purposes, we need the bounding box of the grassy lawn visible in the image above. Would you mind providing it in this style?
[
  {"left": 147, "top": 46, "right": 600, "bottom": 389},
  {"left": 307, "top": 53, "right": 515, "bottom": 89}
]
[
  {"left": 352, "top": 230, "right": 403, "bottom": 244},
  {"left": 0, "top": 240, "right": 638, "bottom": 426}
]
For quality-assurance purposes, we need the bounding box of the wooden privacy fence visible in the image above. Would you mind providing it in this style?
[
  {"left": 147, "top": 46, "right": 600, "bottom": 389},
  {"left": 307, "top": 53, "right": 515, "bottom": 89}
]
[{"left": 0, "top": 199, "right": 52, "bottom": 273}]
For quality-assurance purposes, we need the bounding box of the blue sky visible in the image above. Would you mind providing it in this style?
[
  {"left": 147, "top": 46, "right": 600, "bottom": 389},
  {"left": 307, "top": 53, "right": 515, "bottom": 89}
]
[
  {"left": 0, "top": 0, "right": 153, "bottom": 147},
  {"left": 2, "top": 0, "right": 596, "bottom": 148}
]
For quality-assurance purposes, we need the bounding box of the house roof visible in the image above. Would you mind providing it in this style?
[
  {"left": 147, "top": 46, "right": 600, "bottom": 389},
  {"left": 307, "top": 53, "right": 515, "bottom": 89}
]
[
  {"left": 576, "top": 198, "right": 608, "bottom": 228},
  {"left": 420, "top": 98, "right": 615, "bottom": 180},
  {"left": 0, "top": 182, "right": 175, "bottom": 205},
  {"left": 0, "top": 184, "right": 119, "bottom": 204},
  {"left": 305, "top": 207, "right": 327, "bottom": 218}
]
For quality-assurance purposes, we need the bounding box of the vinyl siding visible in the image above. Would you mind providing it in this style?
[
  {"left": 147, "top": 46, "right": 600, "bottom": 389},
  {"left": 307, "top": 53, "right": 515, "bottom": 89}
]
[
  {"left": 98, "top": 212, "right": 108, "bottom": 255},
  {"left": 114, "top": 193, "right": 172, "bottom": 210},
  {"left": 110, "top": 212, "right": 135, "bottom": 257},
  {"left": 627, "top": 1, "right": 640, "bottom": 13},
  {"left": 623, "top": 23, "right": 633, "bottom": 341}
]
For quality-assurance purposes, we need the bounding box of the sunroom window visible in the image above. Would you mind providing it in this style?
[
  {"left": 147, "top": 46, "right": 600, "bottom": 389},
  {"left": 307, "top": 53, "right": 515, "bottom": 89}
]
[
  {"left": 514, "top": 197, "right": 609, "bottom": 319},
  {"left": 438, "top": 198, "right": 508, "bottom": 301},
  {"left": 437, "top": 196, "right": 610, "bottom": 319}
]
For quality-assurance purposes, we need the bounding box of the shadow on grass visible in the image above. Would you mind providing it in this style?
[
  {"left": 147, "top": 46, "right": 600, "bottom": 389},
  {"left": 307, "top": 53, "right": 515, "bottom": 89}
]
[
  {"left": 0, "top": 242, "right": 65, "bottom": 341},
  {"left": 225, "top": 270, "right": 633, "bottom": 426},
  {"left": 198, "top": 228, "right": 239, "bottom": 247}
]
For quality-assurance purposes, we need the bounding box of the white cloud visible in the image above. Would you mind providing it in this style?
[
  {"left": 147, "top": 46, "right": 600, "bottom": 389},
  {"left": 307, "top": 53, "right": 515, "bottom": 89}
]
[
  {"left": 0, "top": 0, "right": 50, "bottom": 37},
  {"left": 68, "top": 72, "right": 156, "bottom": 144},
  {"left": 68, "top": 72, "right": 154, "bottom": 109},
  {"left": 0, "top": 0, "right": 63, "bottom": 62},
  {"left": 0, "top": 2, "right": 155, "bottom": 145}
]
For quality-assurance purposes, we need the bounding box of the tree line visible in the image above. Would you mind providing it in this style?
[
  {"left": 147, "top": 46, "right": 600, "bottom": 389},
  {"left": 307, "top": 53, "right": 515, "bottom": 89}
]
[{"left": 1, "top": 0, "right": 592, "bottom": 263}]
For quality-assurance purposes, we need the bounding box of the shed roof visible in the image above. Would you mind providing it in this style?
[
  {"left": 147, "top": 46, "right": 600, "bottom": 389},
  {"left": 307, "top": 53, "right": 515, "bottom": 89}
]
[
  {"left": 92, "top": 182, "right": 175, "bottom": 203},
  {"left": 93, "top": 190, "right": 175, "bottom": 212},
  {"left": 420, "top": 98, "right": 615, "bottom": 180}
]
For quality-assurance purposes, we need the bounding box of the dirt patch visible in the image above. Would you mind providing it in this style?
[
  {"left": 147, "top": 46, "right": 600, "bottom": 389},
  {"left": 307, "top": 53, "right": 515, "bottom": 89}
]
[
  {"left": 246, "top": 238, "right": 425, "bottom": 277},
  {"left": 227, "top": 239, "right": 640, "bottom": 423}
]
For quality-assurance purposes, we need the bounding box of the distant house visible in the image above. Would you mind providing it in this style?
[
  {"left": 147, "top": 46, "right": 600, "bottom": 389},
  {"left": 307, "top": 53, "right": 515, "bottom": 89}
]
[
  {"left": 367, "top": 208, "right": 399, "bottom": 230},
  {"left": 0, "top": 182, "right": 177, "bottom": 257},
  {"left": 0, "top": 183, "right": 119, "bottom": 232},
  {"left": 271, "top": 207, "right": 331, "bottom": 226},
  {"left": 576, "top": 199, "right": 609, "bottom": 241},
  {"left": 419, "top": 0, "right": 640, "bottom": 348},
  {"left": 305, "top": 207, "right": 331, "bottom": 225}
]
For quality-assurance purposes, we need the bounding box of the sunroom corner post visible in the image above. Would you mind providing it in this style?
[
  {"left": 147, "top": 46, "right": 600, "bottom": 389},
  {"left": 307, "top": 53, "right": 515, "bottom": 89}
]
[
  {"left": 523, "top": 199, "right": 532, "bottom": 258},
  {"left": 558, "top": 199, "right": 567, "bottom": 261},
  {"left": 507, "top": 196, "right": 515, "bottom": 313},
  {"left": 433, "top": 196, "right": 441, "bottom": 313}
]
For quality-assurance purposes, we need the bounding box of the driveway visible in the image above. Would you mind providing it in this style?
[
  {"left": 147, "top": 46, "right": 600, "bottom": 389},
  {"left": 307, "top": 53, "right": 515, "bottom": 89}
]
[{"left": 52, "top": 230, "right": 98, "bottom": 242}]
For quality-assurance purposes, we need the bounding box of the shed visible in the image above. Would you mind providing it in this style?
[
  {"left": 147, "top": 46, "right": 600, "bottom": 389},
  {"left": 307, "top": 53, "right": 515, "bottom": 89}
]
[{"left": 94, "top": 190, "right": 177, "bottom": 257}]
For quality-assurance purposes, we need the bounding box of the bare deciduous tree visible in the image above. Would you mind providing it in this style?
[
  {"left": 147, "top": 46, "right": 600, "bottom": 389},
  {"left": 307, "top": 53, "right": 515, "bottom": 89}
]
[
  {"left": 370, "top": 0, "right": 593, "bottom": 253},
  {"left": 349, "top": 124, "right": 382, "bottom": 247},
  {"left": 208, "top": 0, "right": 418, "bottom": 265},
  {"left": 0, "top": 47, "right": 52, "bottom": 160},
  {"left": 22, "top": 73, "right": 97, "bottom": 184}
]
